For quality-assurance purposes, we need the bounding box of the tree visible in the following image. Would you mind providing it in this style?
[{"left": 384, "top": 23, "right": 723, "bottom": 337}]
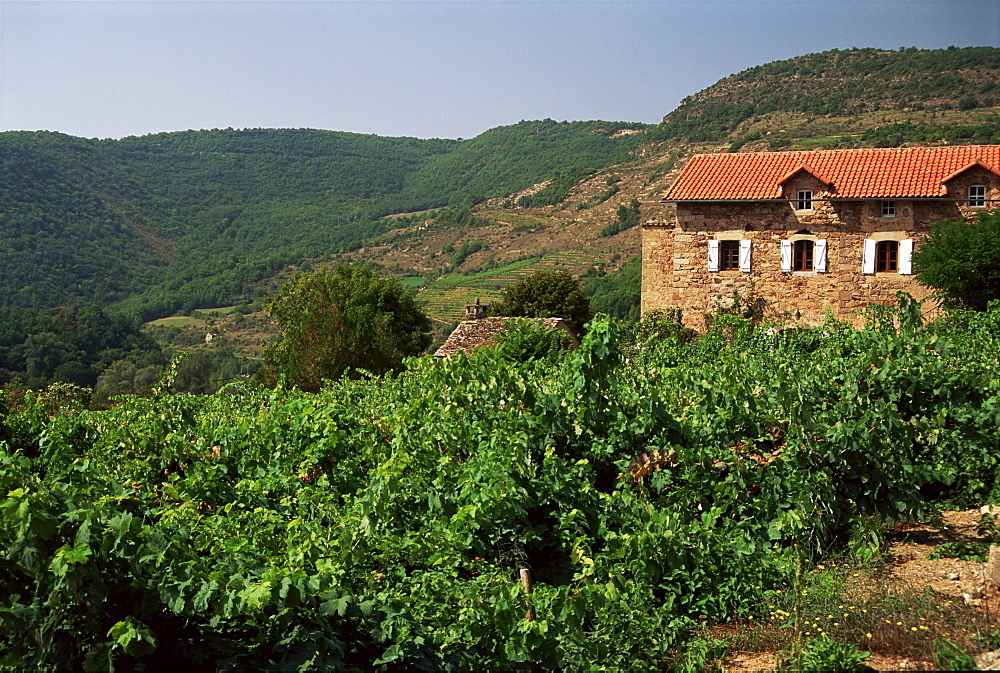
[
  {"left": 492, "top": 270, "right": 592, "bottom": 332},
  {"left": 261, "top": 265, "right": 431, "bottom": 391},
  {"left": 584, "top": 256, "right": 641, "bottom": 321},
  {"left": 912, "top": 209, "right": 1000, "bottom": 311}
]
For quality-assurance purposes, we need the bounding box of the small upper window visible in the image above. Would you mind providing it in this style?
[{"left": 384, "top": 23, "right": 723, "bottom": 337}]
[
  {"left": 796, "top": 190, "right": 813, "bottom": 211},
  {"left": 875, "top": 240, "right": 898, "bottom": 273},
  {"left": 792, "top": 240, "right": 814, "bottom": 271},
  {"left": 969, "top": 185, "right": 987, "bottom": 208},
  {"left": 881, "top": 201, "right": 896, "bottom": 218},
  {"left": 719, "top": 240, "right": 740, "bottom": 271}
]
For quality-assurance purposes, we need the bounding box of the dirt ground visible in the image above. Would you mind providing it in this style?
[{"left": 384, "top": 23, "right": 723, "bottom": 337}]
[{"left": 721, "top": 508, "right": 1000, "bottom": 671}]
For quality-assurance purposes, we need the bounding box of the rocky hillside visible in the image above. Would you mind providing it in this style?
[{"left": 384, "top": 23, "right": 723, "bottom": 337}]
[{"left": 339, "top": 47, "right": 1000, "bottom": 296}]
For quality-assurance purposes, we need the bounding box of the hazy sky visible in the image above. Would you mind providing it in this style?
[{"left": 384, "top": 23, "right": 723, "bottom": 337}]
[{"left": 1, "top": 0, "right": 997, "bottom": 140}]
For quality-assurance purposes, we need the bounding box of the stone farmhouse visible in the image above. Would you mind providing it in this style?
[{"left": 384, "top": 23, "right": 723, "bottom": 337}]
[{"left": 642, "top": 145, "right": 1000, "bottom": 327}]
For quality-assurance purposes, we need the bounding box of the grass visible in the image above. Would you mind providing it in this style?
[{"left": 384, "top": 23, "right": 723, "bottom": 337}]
[
  {"left": 146, "top": 306, "right": 242, "bottom": 328},
  {"left": 195, "top": 305, "right": 241, "bottom": 315},
  {"left": 416, "top": 251, "right": 606, "bottom": 323},
  {"left": 722, "top": 557, "right": 987, "bottom": 668},
  {"left": 146, "top": 315, "right": 207, "bottom": 328},
  {"left": 476, "top": 210, "right": 550, "bottom": 229}
]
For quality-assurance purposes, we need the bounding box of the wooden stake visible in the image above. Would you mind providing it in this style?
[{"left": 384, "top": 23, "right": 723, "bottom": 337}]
[{"left": 519, "top": 568, "right": 535, "bottom": 621}]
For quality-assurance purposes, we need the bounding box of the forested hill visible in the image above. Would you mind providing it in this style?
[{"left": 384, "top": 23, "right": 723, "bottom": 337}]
[
  {"left": 654, "top": 46, "right": 1000, "bottom": 144},
  {"left": 0, "top": 122, "right": 648, "bottom": 318},
  {"left": 0, "top": 132, "right": 167, "bottom": 309}
]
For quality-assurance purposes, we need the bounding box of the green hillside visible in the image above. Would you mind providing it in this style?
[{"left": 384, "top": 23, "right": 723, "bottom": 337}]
[
  {"left": 0, "top": 132, "right": 164, "bottom": 308},
  {"left": 0, "top": 124, "right": 646, "bottom": 319},
  {"left": 400, "top": 120, "right": 650, "bottom": 207},
  {"left": 94, "top": 128, "right": 460, "bottom": 319}
]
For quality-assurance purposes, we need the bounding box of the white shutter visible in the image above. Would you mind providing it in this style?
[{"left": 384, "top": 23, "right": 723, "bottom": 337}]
[
  {"left": 780, "top": 240, "right": 792, "bottom": 272},
  {"left": 862, "top": 239, "right": 876, "bottom": 274},
  {"left": 707, "top": 239, "right": 720, "bottom": 272},
  {"left": 739, "top": 239, "right": 752, "bottom": 273},
  {"left": 899, "top": 238, "right": 914, "bottom": 275},
  {"left": 814, "top": 239, "right": 828, "bottom": 272}
]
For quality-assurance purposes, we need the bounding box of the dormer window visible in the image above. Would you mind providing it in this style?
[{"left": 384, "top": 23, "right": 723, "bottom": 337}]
[
  {"left": 881, "top": 201, "right": 896, "bottom": 218},
  {"left": 796, "top": 190, "right": 813, "bottom": 211},
  {"left": 969, "top": 185, "right": 987, "bottom": 208}
]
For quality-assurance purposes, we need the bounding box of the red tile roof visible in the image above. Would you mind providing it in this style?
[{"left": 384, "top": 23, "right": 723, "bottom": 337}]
[{"left": 663, "top": 145, "right": 1000, "bottom": 201}]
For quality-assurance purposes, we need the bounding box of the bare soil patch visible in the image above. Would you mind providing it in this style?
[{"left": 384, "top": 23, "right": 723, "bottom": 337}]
[{"left": 718, "top": 508, "right": 1000, "bottom": 671}]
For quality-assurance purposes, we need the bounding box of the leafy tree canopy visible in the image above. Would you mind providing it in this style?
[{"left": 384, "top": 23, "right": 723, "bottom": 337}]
[
  {"left": 584, "top": 256, "right": 641, "bottom": 322},
  {"left": 492, "top": 270, "right": 592, "bottom": 332},
  {"left": 912, "top": 209, "right": 1000, "bottom": 311},
  {"left": 261, "top": 265, "right": 431, "bottom": 391}
]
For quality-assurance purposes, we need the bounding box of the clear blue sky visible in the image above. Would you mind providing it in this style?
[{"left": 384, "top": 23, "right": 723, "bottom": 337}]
[{"left": 1, "top": 0, "right": 997, "bottom": 140}]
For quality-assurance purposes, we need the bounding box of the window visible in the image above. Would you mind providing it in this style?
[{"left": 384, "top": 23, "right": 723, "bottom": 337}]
[
  {"left": 863, "top": 238, "right": 913, "bottom": 275},
  {"left": 781, "top": 238, "right": 826, "bottom": 272},
  {"left": 875, "top": 240, "right": 898, "bottom": 272},
  {"left": 796, "top": 190, "right": 813, "bottom": 211},
  {"left": 708, "top": 239, "right": 752, "bottom": 272},
  {"left": 969, "top": 185, "right": 987, "bottom": 208},
  {"left": 881, "top": 201, "right": 896, "bottom": 218},
  {"left": 719, "top": 240, "right": 740, "bottom": 270},
  {"left": 792, "top": 240, "right": 813, "bottom": 271}
]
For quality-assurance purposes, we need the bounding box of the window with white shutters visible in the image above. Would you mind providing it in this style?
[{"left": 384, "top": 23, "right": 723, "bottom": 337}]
[
  {"left": 863, "top": 238, "right": 913, "bottom": 274},
  {"left": 709, "top": 239, "right": 750, "bottom": 272}
]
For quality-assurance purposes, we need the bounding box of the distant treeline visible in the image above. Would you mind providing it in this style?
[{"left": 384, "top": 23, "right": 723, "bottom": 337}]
[
  {"left": 861, "top": 122, "right": 1000, "bottom": 147},
  {"left": 0, "top": 303, "right": 262, "bottom": 401}
]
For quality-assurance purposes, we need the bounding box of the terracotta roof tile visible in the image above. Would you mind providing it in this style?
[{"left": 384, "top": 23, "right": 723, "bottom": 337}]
[{"left": 663, "top": 145, "right": 1000, "bottom": 201}]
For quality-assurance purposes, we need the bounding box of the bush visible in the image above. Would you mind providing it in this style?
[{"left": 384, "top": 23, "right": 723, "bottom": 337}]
[
  {"left": 584, "top": 255, "right": 641, "bottom": 321},
  {"left": 912, "top": 209, "right": 1000, "bottom": 310},
  {"left": 597, "top": 199, "right": 641, "bottom": 238},
  {"left": 491, "top": 269, "right": 592, "bottom": 332},
  {"left": 487, "top": 319, "right": 572, "bottom": 363}
]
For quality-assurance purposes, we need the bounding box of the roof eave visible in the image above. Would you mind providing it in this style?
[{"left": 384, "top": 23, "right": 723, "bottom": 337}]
[
  {"left": 941, "top": 160, "right": 1000, "bottom": 184},
  {"left": 662, "top": 196, "right": 958, "bottom": 203}
]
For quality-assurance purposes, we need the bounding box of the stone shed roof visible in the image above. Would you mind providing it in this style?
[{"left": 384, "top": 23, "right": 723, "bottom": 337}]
[
  {"left": 434, "top": 317, "right": 577, "bottom": 357},
  {"left": 663, "top": 145, "right": 1000, "bottom": 201}
]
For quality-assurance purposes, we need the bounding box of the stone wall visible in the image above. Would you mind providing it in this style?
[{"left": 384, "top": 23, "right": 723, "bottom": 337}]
[{"left": 642, "top": 196, "right": 985, "bottom": 329}]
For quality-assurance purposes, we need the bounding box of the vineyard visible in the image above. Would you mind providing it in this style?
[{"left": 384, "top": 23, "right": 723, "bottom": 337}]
[{"left": 3, "top": 295, "right": 1000, "bottom": 669}]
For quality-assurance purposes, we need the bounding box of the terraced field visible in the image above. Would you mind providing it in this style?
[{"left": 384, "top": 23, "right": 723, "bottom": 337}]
[{"left": 416, "top": 250, "right": 604, "bottom": 324}]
